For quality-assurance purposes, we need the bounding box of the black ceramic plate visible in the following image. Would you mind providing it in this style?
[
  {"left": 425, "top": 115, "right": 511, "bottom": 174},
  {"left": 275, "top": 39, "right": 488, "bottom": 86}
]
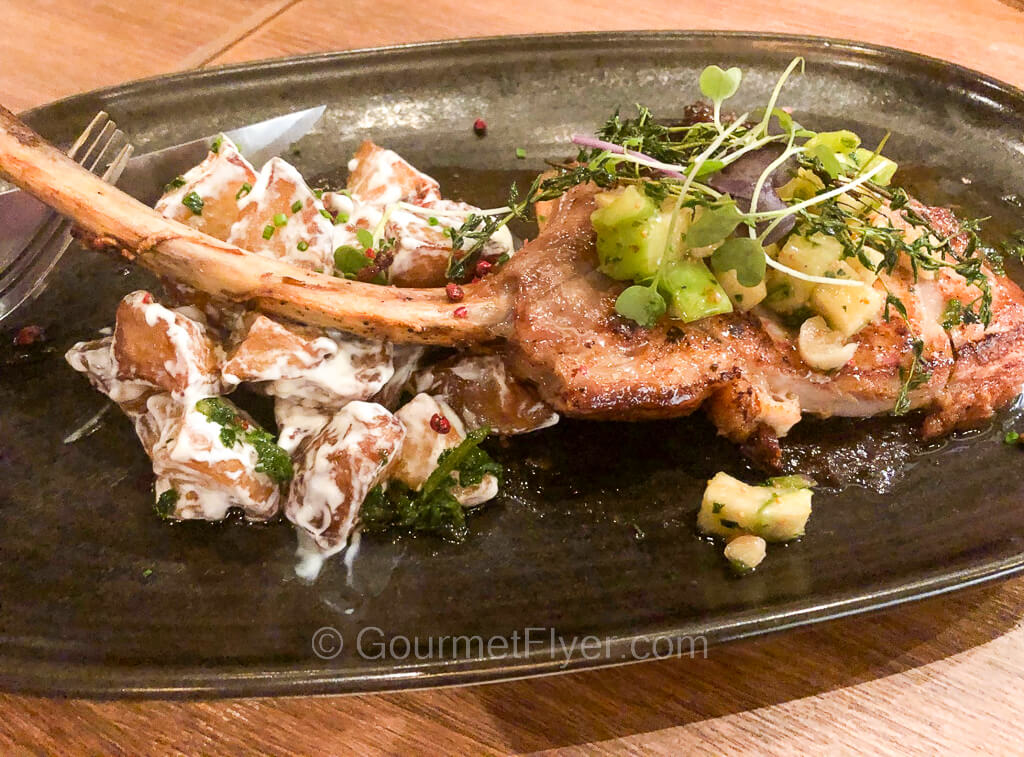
[{"left": 4, "top": 32, "right": 1024, "bottom": 698}]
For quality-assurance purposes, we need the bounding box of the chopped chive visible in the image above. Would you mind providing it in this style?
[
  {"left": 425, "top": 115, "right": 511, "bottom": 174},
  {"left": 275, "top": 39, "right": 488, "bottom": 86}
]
[
  {"left": 319, "top": 208, "right": 333, "bottom": 221},
  {"left": 164, "top": 175, "right": 187, "bottom": 192},
  {"left": 291, "top": 200, "right": 303, "bottom": 213},
  {"left": 428, "top": 216, "right": 439, "bottom": 226},
  {"left": 314, "top": 189, "right": 324, "bottom": 199},
  {"left": 515, "top": 147, "right": 527, "bottom": 159},
  {"left": 297, "top": 240, "right": 310, "bottom": 252},
  {"left": 211, "top": 135, "right": 223, "bottom": 154},
  {"left": 1005, "top": 431, "right": 1020, "bottom": 445},
  {"left": 235, "top": 181, "right": 252, "bottom": 200},
  {"left": 181, "top": 191, "right": 204, "bottom": 215},
  {"left": 262, "top": 224, "right": 275, "bottom": 240},
  {"left": 335, "top": 212, "right": 349, "bottom": 224},
  {"left": 273, "top": 212, "right": 288, "bottom": 227}
]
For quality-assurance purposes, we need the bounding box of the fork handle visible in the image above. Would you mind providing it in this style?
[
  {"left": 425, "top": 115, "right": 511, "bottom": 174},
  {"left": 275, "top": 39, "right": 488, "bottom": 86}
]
[{"left": 0, "top": 104, "right": 510, "bottom": 345}]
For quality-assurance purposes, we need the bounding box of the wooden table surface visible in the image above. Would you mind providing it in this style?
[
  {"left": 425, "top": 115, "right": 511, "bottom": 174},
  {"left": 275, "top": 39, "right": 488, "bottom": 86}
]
[{"left": 3, "top": 1, "right": 1024, "bottom": 753}]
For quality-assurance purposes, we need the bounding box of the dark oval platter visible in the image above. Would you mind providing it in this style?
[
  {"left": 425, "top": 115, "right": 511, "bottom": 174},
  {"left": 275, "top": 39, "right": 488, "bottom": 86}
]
[{"left": 3, "top": 31, "right": 1024, "bottom": 697}]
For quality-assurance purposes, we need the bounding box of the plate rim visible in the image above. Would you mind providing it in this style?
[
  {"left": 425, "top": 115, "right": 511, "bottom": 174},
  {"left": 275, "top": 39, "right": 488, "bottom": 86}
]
[{"left": 7, "top": 29, "right": 1024, "bottom": 698}]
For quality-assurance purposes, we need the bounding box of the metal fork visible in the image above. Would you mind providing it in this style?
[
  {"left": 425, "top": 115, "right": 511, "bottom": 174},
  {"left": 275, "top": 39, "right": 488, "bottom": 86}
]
[{"left": 0, "top": 112, "right": 133, "bottom": 321}]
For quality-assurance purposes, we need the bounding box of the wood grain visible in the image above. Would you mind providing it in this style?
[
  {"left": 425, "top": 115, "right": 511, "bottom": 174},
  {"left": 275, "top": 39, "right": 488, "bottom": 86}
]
[
  {"left": 0, "top": 0, "right": 297, "bottom": 113},
  {"left": 209, "top": 0, "right": 1024, "bottom": 89},
  {"left": 4, "top": 0, "right": 1024, "bottom": 753}
]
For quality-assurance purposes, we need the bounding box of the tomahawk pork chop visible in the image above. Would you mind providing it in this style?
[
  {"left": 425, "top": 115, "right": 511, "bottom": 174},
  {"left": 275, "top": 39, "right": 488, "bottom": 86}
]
[{"left": 497, "top": 183, "right": 1024, "bottom": 456}]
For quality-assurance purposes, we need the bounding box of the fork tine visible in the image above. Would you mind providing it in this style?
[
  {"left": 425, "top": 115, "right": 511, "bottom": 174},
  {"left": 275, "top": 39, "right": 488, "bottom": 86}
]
[
  {"left": 0, "top": 114, "right": 131, "bottom": 317},
  {"left": 103, "top": 141, "right": 133, "bottom": 183},
  {"left": 66, "top": 112, "right": 109, "bottom": 162},
  {"left": 79, "top": 121, "right": 117, "bottom": 172}
]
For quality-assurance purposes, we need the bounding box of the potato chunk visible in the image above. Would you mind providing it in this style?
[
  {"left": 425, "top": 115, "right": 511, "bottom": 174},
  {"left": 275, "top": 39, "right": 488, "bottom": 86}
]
[
  {"left": 222, "top": 314, "right": 393, "bottom": 410},
  {"left": 346, "top": 140, "right": 441, "bottom": 206},
  {"left": 65, "top": 336, "right": 159, "bottom": 416},
  {"left": 154, "top": 136, "right": 257, "bottom": 240},
  {"left": 392, "top": 393, "right": 499, "bottom": 507},
  {"left": 138, "top": 395, "right": 283, "bottom": 522},
  {"left": 227, "top": 157, "right": 335, "bottom": 270},
  {"left": 286, "top": 402, "right": 405, "bottom": 557},
  {"left": 112, "top": 291, "right": 224, "bottom": 398}
]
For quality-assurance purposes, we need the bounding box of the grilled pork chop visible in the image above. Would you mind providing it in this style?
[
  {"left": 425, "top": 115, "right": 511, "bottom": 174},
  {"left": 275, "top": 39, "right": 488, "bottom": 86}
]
[
  {"left": 500, "top": 184, "right": 1024, "bottom": 455},
  {"left": 3, "top": 104, "right": 1024, "bottom": 457}
]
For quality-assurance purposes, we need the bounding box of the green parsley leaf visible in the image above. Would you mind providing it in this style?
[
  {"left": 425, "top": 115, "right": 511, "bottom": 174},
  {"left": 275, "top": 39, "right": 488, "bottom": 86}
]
[
  {"left": 164, "top": 175, "right": 187, "bottom": 192},
  {"left": 359, "top": 427, "right": 502, "bottom": 542},
  {"left": 154, "top": 489, "right": 178, "bottom": 519},
  {"left": 194, "top": 398, "right": 293, "bottom": 484}
]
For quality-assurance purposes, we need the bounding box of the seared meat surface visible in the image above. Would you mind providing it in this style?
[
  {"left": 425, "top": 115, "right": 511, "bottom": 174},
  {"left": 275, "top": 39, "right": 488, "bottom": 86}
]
[{"left": 500, "top": 184, "right": 1024, "bottom": 444}]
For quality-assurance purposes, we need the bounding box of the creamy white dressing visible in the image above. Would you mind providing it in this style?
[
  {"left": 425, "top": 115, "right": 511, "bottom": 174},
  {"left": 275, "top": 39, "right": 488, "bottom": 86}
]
[
  {"left": 132, "top": 293, "right": 224, "bottom": 399},
  {"left": 263, "top": 332, "right": 394, "bottom": 409},
  {"left": 154, "top": 137, "right": 255, "bottom": 223},
  {"left": 274, "top": 399, "right": 333, "bottom": 455},
  {"left": 65, "top": 336, "right": 156, "bottom": 409},
  {"left": 229, "top": 157, "right": 335, "bottom": 270},
  {"left": 144, "top": 393, "right": 281, "bottom": 521},
  {"left": 286, "top": 401, "right": 404, "bottom": 556}
]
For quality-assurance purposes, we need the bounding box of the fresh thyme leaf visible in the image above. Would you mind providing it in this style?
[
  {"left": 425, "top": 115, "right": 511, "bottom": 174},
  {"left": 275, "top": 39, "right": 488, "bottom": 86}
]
[
  {"left": 883, "top": 293, "right": 908, "bottom": 322},
  {"left": 894, "top": 338, "right": 930, "bottom": 416},
  {"left": 941, "top": 298, "right": 965, "bottom": 330}
]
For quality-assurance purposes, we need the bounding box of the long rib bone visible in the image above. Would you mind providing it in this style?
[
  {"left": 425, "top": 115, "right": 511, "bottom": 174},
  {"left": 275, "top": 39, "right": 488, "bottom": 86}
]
[{"left": 0, "top": 105, "right": 509, "bottom": 345}]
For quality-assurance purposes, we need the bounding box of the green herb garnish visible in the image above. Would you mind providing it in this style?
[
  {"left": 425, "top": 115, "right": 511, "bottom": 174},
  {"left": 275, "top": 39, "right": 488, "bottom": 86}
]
[
  {"left": 235, "top": 181, "right": 252, "bottom": 200},
  {"left": 181, "top": 191, "right": 204, "bottom": 215},
  {"left": 262, "top": 224, "right": 275, "bottom": 240},
  {"left": 297, "top": 240, "right": 310, "bottom": 252},
  {"left": 211, "top": 135, "right": 224, "bottom": 154},
  {"left": 334, "top": 245, "right": 373, "bottom": 278},
  {"left": 155, "top": 488, "right": 179, "bottom": 519},
  {"left": 291, "top": 200, "right": 303, "bottom": 213},
  {"left": 273, "top": 212, "right": 288, "bottom": 227},
  {"left": 164, "top": 175, "right": 187, "bottom": 192},
  {"left": 194, "top": 398, "right": 293, "bottom": 484},
  {"left": 359, "top": 427, "right": 502, "bottom": 542}
]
